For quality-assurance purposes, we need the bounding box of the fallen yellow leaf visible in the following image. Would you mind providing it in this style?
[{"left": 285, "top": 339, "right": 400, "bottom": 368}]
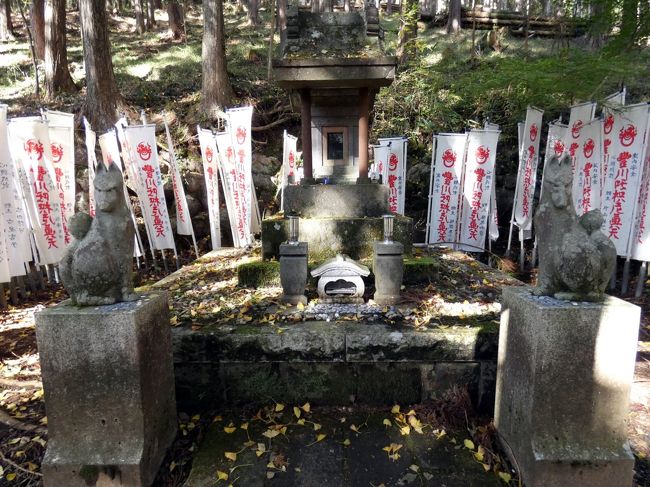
[
  {"left": 316, "top": 434, "right": 326, "bottom": 442},
  {"left": 383, "top": 419, "right": 392, "bottom": 427},
  {"left": 498, "top": 471, "right": 512, "bottom": 483},
  {"left": 301, "top": 402, "right": 311, "bottom": 413},
  {"left": 275, "top": 403, "right": 285, "bottom": 412},
  {"left": 313, "top": 423, "right": 322, "bottom": 431},
  {"left": 391, "top": 405, "right": 400, "bottom": 414},
  {"left": 294, "top": 407, "right": 301, "bottom": 419},
  {"left": 464, "top": 439, "right": 475, "bottom": 450},
  {"left": 224, "top": 451, "right": 237, "bottom": 461},
  {"left": 216, "top": 470, "right": 229, "bottom": 481}
]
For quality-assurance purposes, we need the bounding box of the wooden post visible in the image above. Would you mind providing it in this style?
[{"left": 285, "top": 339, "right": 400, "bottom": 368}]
[
  {"left": 358, "top": 87, "right": 370, "bottom": 182},
  {"left": 300, "top": 88, "right": 313, "bottom": 183}
]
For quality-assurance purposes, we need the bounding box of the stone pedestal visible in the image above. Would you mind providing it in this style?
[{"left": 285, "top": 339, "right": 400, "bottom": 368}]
[
  {"left": 372, "top": 241, "right": 403, "bottom": 305},
  {"left": 280, "top": 242, "right": 308, "bottom": 305},
  {"left": 35, "top": 292, "right": 177, "bottom": 487},
  {"left": 495, "top": 286, "right": 638, "bottom": 487}
]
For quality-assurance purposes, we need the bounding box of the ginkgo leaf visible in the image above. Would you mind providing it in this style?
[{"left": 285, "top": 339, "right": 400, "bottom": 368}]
[
  {"left": 350, "top": 424, "right": 359, "bottom": 432},
  {"left": 224, "top": 451, "right": 237, "bottom": 461},
  {"left": 343, "top": 439, "right": 351, "bottom": 446},
  {"left": 406, "top": 409, "right": 416, "bottom": 416},
  {"left": 275, "top": 403, "right": 285, "bottom": 412},
  {"left": 391, "top": 405, "right": 400, "bottom": 414},
  {"left": 297, "top": 418, "right": 306, "bottom": 425},
  {"left": 399, "top": 425, "right": 411, "bottom": 435},
  {"left": 294, "top": 407, "right": 301, "bottom": 419},
  {"left": 316, "top": 434, "right": 327, "bottom": 442},
  {"left": 216, "top": 470, "right": 229, "bottom": 480},
  {"left": 301, "top": 403, "right": 311, "bottom": 413},
  {"left": 409, "top": 464, "right": 419, "bottom": 472},
  {"left": 313, "top": 423, "right": 322, "bottom": 431},
  {"left": 6, "top": 473, "right": 16, "bottom": 481},
  {"left": 263, "top": 429, "right": 280, "bottom": 438},
  {"left": 296, "top": 302, "right": 305, "bottom": 310},
  {"left": 213, "top": 415, "right": 223, "bottom": 423},
  {"left": 267, "top": 471, "right": 276, "bottom": 479},
  {"left": 473, "top": 451, "right": 484, "bottom": 462},
  {"left": 482, "top": 463, "right": 491, "bottom": 472},
  {"left": 464, "top": 439, "right": 475, "bottom": 450},
  {"left": 224, "top": 425, "right": 236, "bottom": 434},
  {"left": 498, "top": 471, "right": 512, "bottom": 483},
  {"left": 240, "top": 422, "right": 248, "bottom": 430}
]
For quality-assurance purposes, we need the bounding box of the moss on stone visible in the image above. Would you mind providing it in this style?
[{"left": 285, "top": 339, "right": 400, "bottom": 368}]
[
  {"left": 237, "top": 260, "right": 281, "bottom": 288},
  {"left": 403, "top": 256, "right": 441, "bottom": 284}
]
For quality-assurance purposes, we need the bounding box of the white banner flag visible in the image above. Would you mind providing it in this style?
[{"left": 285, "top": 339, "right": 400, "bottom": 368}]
[
  {"left": 226, "top": 106, "right": 254, "bottom": 245},
  {"left": 213, "top": 130, "right": 242, "bottom": 247},
  {"left": 377, "top": 137, "right": 408, "bottom": 215},
  {"left": 43, "top": 110, "right": 75, "bottom": 225},
  {"left": 457, "top": 129, "right": 500, "bottom": 252},
  {"left": 198, "top": 127, "right": 223, "bottom": 249},
  {"left": 8, "top": 117, "right": 68, "bottom": 264},
  {"left": 281, "top": 131, "right": 298, "bottom": 212},
  {"left": 484, "top": 122, "right": 500, "bottom": 241},
  {"left": 164, "top": 120, "right": 194, "bottom": 237},
  {"left": 99, "top": 130, "right": 124, "bottom": 171},
  {"left": 566, "top": 101, "right": 596, "bottom": 169},
  {"left": 600, "top": 103, "right": 650, "bottom": 256},
  {"left": 373, "top": 144, "right": 389, "bottom": 181},
  {"left": 123, "top": 124, "right": 175, "bottom": 250},
  {"left": 83, "top": 117, "right": 98, "bottom": 217},
  {"left": 602, "top": 89, "right": 626, "bottom": 110},
  {"left": 0, "top": 105, "right": 31, "bottom": 277},
  {"left": 631, "top": 115, "right": 650, "bottom": 261},
  {"left": 428, "top": 133, "right": 467, "bottom": 246},
  {"left": 571, "top": 118, "right": 603, "bottom": 216},
  {"left": 514, "top": 107, "right": 544, "bottom": 231}
]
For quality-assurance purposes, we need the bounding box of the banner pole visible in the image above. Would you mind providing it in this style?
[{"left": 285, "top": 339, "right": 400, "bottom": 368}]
[
  {"left": 425, "top": 136, "right": 437, "bottom": 246},
  {"left": 635, "top": 261, "right": 647, "bottom": 298},
  {"left": 190, "top": 231, "right": 200, "bottom": 259},
  {"left": 519, "top": 228, "right": 525, "bottom": 273},
  {"left": 621, "top": 258, "right": 631, "bottom": 295},
  {"left": 160, "top": 249, "right": 169, "bottom": 273}
]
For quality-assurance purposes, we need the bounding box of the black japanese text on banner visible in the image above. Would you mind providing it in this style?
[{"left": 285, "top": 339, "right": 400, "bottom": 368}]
[
  {"left": 428, "top": 133, "right": 468, "bottom": 247},
  {"left": 198, "top": 127, "right": 223, "bottom": 249},
  {"left": 600, "top": 103, "right": 650, "bottom": 257},
  {"left": 631, "top": 113, "right": 650, "bottom": 261},
  {"left": 457, "top": 129, "right": 500, "bottom": 252},
  {"left": 377, "top": 137, "right": 408, "bottom": 215},
  {"left": 225, "top": 107, "right": 254, "bottom": 246},
  {"left": 514, "top": 107, "right": 544, "bottom": 232},
  {"left": 0, "top": 105, "right": 32, "bottom": 277},
  {"left": 571, "top": 118, "right": 604, "bottom": 216},
  {"left": 123, "top": 124, "right": 175, "bottom": 251},
  {"left": 8, "top": 117, "right": 68, "bottom": 264}
]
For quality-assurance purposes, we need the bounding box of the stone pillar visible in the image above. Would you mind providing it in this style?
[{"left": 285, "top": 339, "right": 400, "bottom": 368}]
[
  {"left": 300, "top": 88, "right": 314, "bottom": 183},
  {"left": 495, "top": 286, "right": 638, "bottom": 487},
  {"left": 35, "top": 292, "right": 177, "bottom": 487},
  {"left": 357, "top": 86, "right": 370, "bottom": 183},
  {"left": 372, "top": 241, "right": 403, "bottom": 305},
  {"left": 280, "top": 242, "right": 308, "bottom": 305}
]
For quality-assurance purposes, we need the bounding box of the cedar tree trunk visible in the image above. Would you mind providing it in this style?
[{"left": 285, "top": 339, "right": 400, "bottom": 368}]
[
  {"left": 446, "top": 0, "right": 461, "bottom": 34},
  {"left": 246, "top": 0, "right": 258, "bottom": 25},
  {"left": 31, "top": 0, "right": 45, "bottom": 58},
  {"left": 166, "top": 0, "right": 184, "bottom": 38},
  {"left": 45, "top": 0, "right": 76, "bottom": 97},
  {"left": 200, "top": 0, "right": 234, "bottom": 117},
  {"left": 79, "top": 0, "right": 123, "bottom": 131},
  {"left": 397, "top": 0, "right": 417, "bottom": 63},
  {"left": 1, "top": 0, "right": 14, "bottom": 40},
  {"left": 134, "top": 0, "right": 145, "bottom": 33}
]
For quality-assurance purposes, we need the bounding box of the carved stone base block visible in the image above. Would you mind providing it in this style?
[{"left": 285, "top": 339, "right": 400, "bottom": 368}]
[
  {"left": 495, "top": 287, "right": 638, "bottom": 487},
  {"left": 373, "top": 241, "right": 403, "bottom": 305},
  {"left": 280, "top": 242, "right": 308, "bottom": 305},
  {"left": 35, "top": 292, "right": 177, "bottom": 487}
]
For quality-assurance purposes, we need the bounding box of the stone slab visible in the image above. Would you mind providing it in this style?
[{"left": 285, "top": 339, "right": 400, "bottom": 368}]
[
  {"left": 283, "top": 183, "right": 390, "bottom": 218},
  {"left": 35, "top": 292, "right": 177, "bottom": 487},
  {"left": 495, "top": 286, "right": 638, "bottom": 487},
  {"left": 262, "top": 215, "right": 413, "bottom": 261}
]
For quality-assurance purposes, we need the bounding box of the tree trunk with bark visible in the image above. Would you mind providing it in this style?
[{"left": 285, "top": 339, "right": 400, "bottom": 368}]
[
  {"left": 446, "top": 0, "right": 461, "bottom": 34},
  {"left": 246, "top": 0, "right": 258, "bottom": 25},
  {"left": 146, "top": 0, "right": 156, "bottom": 28},
  {"left": 277, "top": 0, "right": 287, "bottom": 44},
  {"left": 1, "top": 0, "right": 14, "bottom": 40},
  {"left": 154, "top": 0, "right": 161, "bottom": 9},
  {"left": 201, "top": 0, "right": 234, "bottom": 118},
  {"left": 166, "top": 0, "right": 184, "bottom": 38},
  {"left": 44, "top": 0, "right": 76, "bottom": 97},
  {"left": 31, "top": 0, "right": 45, "bottom": 59},
  {"left": 311, "top": 0, "right": 319, "bottom": 13},
  {"left": 397, "top": 0, "right": 417, "bottom": 63},
  {"left": 343, "top": 0, "right": 350, "bottom": 12},
  {"left": 79, "top": 0, "right": 123, "bottom": 131},
  {"left": 134, "top": 0, "right": 145, "bottom": 33}
]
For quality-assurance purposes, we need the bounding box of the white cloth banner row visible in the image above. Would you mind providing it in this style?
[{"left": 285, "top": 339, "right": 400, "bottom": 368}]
[
  {"left": 427, "top": 129, "right": 500, "bottom": 252},
  {"left": 376, "top": 137, "right": 408, "bottom": 215}
]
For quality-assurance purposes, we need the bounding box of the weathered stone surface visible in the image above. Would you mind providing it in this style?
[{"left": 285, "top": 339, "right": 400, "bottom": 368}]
[
  {"left": 35, "top": 292, "right": 177, "bottom": 487},
  {"left": 495, "top": 286, "right": 638, "bottom": 487},
  {"left": 262, "top": 215, "right": 413, "bottom": 261},
  {"left": 283, "top": 183, "right": 389, "bottom": 218},
  {"left": 373, "top": 241, "right": 404, "bottom": 305},
  {"left": 59, "top": 163, "right": 138, "bottom": 306},
  {"left": 280, "top": 242, "right": 309, "bottom": 305},
  {"left": 534, "top": 155, "right": 616, "bottom": 301}
]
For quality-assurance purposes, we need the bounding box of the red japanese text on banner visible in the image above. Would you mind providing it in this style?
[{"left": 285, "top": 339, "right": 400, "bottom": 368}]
[
  {"left": 571, "top": 118, "right": 603, "bottom": 216},
  {"left": 600, "top": 103, "right": 650, "bottom": 257},
  {"left": 198, "top": 127, "right": 223, "bottom": 249},
  {"left": 43, "top": 110, "right": 75, "bottom": 227},
  {"left": 601, "top": 94, "right": 626, "bottom": 195},
  {"left": 123, "top": 124, "right": 175, "bottom": 250},
  {"left": 226, "top": 106, "right": 254, "bottom": 246},
  {"left": 631, "top": 113, "right": 650, "bottom": 262},
  {"left": 514, "top": 107, "right": 544, "bottom": 231},
  {"left": 281, "top": 131, "right": 298, "bottom": 212},
  {"left": 540, "top": 122, "right": 568, "bottom": 195},
  {"left": 565, "top": 102, "right": 596, "bottom": 171},
  {"left": 165, "top": 120, "right": 194, "bottom": 237},
  {"left": 457, "top": 129, "right": 500, "bottom": 252},
  {"left": 377, "top": 137, "right": 408, "bottom": 215},
  {"left": 214, "top": 130, "right": 242, "bottom": 248},
  {"left": 428, "top": 133, "right": 468, "bottom": 246},
  {"left": 373, "top": 145, "right": 389, "bottom": 182},
  {"left": 7, "top": 117, "right": 68, "bottom": 264},
  {"left": 0, "top": 105, "right": 32, "bottom": 277}
]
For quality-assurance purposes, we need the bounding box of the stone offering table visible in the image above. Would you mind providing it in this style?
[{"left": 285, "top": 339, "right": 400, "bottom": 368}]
[
  {"left": 495, "top": 286, "right": 639, "bottom": 487},
  {"left": 35, "top": 292, "right": 177, "bottom": 487}
]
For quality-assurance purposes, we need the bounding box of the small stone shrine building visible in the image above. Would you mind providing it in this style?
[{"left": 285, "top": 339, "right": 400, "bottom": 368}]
[{"left": 263, "top": 4, "right": 413, "bottom": 260}]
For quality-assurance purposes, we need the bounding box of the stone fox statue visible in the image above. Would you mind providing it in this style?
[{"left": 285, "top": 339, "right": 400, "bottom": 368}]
[
  {"left": 60, "top": 163, "right": 138, "bottom": 306},
  {"left": 533, "top": 154, "right": 616, "bottom": 301}
]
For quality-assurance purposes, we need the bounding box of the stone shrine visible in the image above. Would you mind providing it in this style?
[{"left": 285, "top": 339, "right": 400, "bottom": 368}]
[{"left": 263, "top": 4, "right": 412, "bottom": 261}]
